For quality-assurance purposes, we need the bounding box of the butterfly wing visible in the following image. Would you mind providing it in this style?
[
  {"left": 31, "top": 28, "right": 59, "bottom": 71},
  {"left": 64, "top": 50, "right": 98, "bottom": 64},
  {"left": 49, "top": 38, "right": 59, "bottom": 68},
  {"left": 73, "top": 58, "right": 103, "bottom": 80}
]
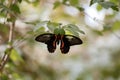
[
  {"left": 35, "top": 33, "right": 53, "bottom": 43},
  {"left": 35, "top": 33, "right": 57, "bottom": 53},
  {"left": 65, "top": 35, "right": 83, "bottom": 46},
  {"left": 60, "top": 35, "right": 83, "bottom": 54},
  {"left": 60, "top": 35, "right": 70, "bottom": 54}
]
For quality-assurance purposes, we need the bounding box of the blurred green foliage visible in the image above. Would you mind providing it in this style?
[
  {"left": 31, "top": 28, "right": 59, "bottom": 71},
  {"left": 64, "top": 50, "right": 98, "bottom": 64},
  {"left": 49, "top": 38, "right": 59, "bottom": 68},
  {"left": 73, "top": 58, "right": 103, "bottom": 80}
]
[
  {"left": 90, "top": 0, "right": 119, "bottom": 11},
  {"left": 0, "top": 0, "right": 120, "bottom": 80}
]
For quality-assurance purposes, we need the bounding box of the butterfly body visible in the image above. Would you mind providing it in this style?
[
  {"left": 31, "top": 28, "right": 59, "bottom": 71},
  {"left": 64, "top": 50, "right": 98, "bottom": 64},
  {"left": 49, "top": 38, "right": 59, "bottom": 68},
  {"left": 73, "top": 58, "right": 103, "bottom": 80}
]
[{"left": 35, "top": 33, "right": 83, "bottom": 54}]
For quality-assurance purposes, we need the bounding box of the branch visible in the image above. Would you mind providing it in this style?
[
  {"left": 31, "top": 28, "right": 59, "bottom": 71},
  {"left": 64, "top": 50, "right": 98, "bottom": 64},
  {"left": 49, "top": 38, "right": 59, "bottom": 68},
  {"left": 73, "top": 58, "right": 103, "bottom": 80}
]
[{"left": 0, "top": 22, "right": 15, "bottom": 72}]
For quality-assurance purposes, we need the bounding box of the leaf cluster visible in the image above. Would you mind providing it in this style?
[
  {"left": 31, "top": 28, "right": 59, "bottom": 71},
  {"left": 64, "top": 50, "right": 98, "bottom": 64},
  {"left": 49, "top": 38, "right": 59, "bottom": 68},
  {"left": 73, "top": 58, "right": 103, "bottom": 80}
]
[
  {"left": 90, "top": 0, "right": 119, "bottom": 11},
  {"left": 31, "top": 21, "right": 85, "bottom": 37}
]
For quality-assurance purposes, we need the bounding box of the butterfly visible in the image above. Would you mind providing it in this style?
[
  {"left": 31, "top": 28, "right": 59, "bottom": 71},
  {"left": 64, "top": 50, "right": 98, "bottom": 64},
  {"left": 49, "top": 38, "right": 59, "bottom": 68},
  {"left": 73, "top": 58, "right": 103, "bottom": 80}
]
[{"left": 35, "top": 33, "right": 83, "bottom": 54}]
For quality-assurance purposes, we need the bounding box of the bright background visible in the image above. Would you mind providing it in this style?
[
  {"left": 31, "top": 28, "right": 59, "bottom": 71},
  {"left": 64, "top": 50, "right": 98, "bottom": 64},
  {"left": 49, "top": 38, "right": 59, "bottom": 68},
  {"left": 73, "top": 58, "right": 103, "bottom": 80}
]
[{"left": 0, "top": 0, "right": 120, "bottom": 80}]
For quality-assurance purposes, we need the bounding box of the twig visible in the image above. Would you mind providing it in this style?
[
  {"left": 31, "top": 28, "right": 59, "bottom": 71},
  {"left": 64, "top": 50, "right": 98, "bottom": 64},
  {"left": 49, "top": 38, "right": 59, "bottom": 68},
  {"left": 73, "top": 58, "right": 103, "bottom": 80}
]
[{"left": 0, "top": 22, "right": 15, "bottom": 72}]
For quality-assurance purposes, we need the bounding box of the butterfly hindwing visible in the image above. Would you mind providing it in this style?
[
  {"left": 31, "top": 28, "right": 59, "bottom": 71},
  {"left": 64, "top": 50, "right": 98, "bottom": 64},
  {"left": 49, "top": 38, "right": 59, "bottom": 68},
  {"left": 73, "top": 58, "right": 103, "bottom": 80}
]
[
  {"left": 60, "top": 35, "right": 83, "bottom": 53},
  {"left": 35, "top": 33, "right": 57, "bottom": 53},
  {"left": 60, "top": 35, "right": 70, "bottom": 53},
  {"left": 46, "top": 34, "right": 57, "bottom": 53}
]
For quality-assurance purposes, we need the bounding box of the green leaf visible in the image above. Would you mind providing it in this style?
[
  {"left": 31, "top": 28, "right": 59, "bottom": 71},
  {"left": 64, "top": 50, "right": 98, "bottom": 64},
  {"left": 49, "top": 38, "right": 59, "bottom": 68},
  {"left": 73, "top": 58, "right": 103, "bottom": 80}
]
[
  {"left": 0, "top": 23, "right": 9, "bottom": 34},
  {"left": 69, "top": 0, "right": 79, "bottom": 6},
  {"left": 47, "top": 21, "right": 61, "bottom": 32},
  {"left": 12, "top": 73, "right": 22, "bottom": 80},
  {"left": 90, "top": 0, "right": 104, "bottom": 6},
  {"left": 10, "top": 49, "right": 24, "bottom": 63},
  {"left": 65, "top": 27, "right": 79, "bottom": 37},
  {"left": 34, "top": 26, "right": 45, "bottom": 35},
  {"left": 1, "top": 74, "right": 8, "bottom": 80},
  {"left": 97, "top": 4, "right": 103, "bottom": 11},
  {"left": 64, "top": 24, "right": 85, "bottom": 35},
  {"left": 10, "top": 4, "right": 21, "bottom": 13},
  {"left": 54, "top": 28, "right": 65, "bottom": 35},
  {"left": 53, "top": 1, "right": 61, "bottom": 9},
  {"left": 0, "top": 3, "right": 8, "bottom": 16},
  {"left": 0, "top": 8, "right": 5, "bottom": 13},
  {"left": 5, "top": 48, "right": 11, "bottom": 54},
  {"left": 103, "top": 25, "right": 111, "bottom": 31},
  {"left": 0, "top": 0, "right": 5, "bottom": 3},
  {"left": 62, "top": 0, "right": 68, "bottom": 4},
  {"left": 90, "top": 0, "right": 95, "bottom": 6},
  {"left": 99, "top": 1, "right": 118, "bottom": 11},
  {"left": 110, "top": 0, "right": 118, "bottom": 4},
  {"left": 18, "top": 0, "right": 22, "bottom": 3},
  {"left": 111, "top": 5, "right": 119, "bottom": 11},
  {"left": 112, "top": 21, "right": 120, "bottom": 31},
  {"left": 76, "top": 6, "right": 84, "bottom": 11},
  {"left": 0, "top": 3, "right": 17, "bottom": 17},
  {"left": 26, "top": 20, "right": 48, "bottom": 25},
  {"left": 93, "top": 30, "right": 103, "bottom": 35},
  {"left": 7, "top": 17, "right": 16, "bottom": 22},
  {"left": 28, "top": 21, "right": 48, "bottom": 35}
]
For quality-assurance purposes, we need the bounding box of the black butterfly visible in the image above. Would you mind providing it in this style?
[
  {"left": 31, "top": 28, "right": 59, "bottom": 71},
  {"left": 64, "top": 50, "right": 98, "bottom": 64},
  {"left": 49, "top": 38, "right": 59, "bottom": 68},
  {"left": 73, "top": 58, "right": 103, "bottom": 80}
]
[{"left": 35, "top": 33, "right": 83, "bottom": 54}]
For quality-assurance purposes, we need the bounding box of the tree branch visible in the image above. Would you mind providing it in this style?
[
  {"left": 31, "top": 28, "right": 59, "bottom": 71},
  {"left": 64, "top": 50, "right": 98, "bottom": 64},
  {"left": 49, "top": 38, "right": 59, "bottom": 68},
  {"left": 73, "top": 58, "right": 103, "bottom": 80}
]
[{"left": 0, "top": 22, "right": 15, "bottom": 72}]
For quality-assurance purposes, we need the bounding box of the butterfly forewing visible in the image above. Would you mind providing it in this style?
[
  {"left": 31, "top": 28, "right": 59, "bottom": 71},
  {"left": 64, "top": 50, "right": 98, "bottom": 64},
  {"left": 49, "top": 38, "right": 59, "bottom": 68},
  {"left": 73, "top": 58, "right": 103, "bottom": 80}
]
[
  {"left": 35, "top": 33, "right": 57, "bottom": 53},
  {"left": 35, "top": 33, "right": 53, "bottom": 43},
  {"left": 65, "top": 35, "right": 83, "bottom": 46}
]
